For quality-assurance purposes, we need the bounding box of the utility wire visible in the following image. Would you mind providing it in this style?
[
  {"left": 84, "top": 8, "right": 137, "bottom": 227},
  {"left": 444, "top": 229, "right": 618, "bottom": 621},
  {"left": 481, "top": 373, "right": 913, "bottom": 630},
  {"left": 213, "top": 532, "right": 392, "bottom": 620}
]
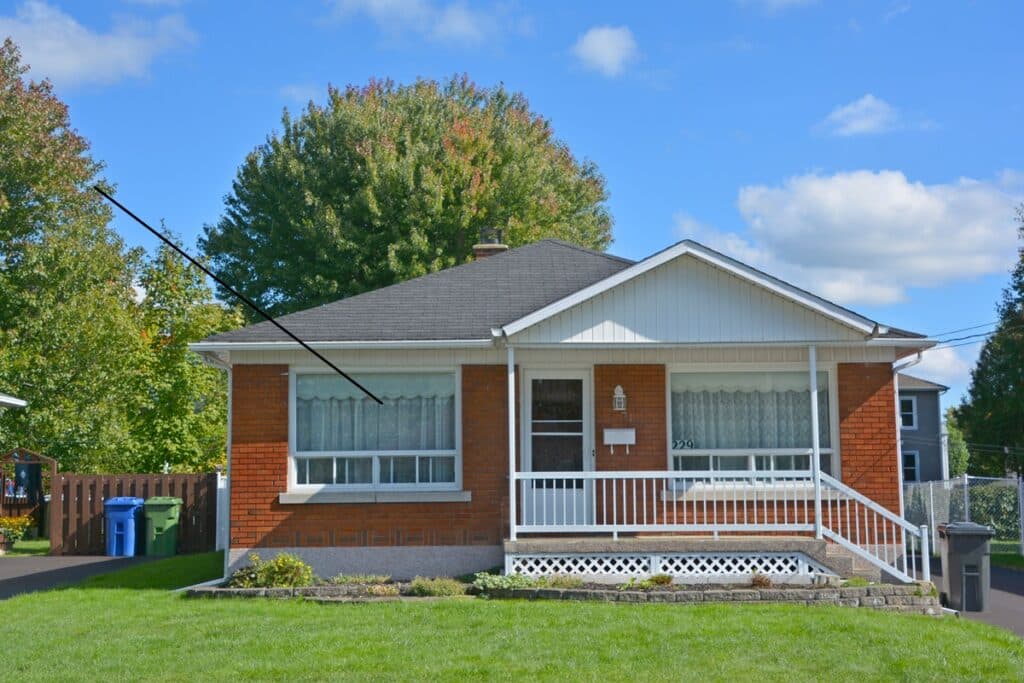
[
  {"left": 928, "top": 321, "right": 999, "bottom": 337},
  {"left": 94, "top": 186, "right": 383, "bottom": 405}
]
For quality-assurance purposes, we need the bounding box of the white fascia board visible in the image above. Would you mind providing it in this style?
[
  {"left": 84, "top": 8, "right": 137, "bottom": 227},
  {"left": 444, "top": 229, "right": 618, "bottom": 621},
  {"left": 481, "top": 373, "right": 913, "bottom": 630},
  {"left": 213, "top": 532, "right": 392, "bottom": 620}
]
[
  {"left": 501, "top": 240, "right": 880, "bottom": 338},
  {"left": 509, "top": 339, "right": 935, "bottom": 350},
  {"left": 0, "top": 393, "right": 27, "bottom": 408},
  {"left": 188, "top": 339, "right": 494, "bottom": 353},
  {"left": 867, "top": 338, "right": 936, "bottom": 349}
]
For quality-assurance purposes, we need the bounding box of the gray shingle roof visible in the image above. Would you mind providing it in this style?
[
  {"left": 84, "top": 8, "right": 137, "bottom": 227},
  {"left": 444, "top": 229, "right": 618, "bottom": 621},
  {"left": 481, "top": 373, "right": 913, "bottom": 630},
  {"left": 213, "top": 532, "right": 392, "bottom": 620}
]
[
  {"left": 898, "top": 374, "right": 949, "bottom": 392},
  {"left": 203, "top": 240, "right": 633, "bottom": 343}
]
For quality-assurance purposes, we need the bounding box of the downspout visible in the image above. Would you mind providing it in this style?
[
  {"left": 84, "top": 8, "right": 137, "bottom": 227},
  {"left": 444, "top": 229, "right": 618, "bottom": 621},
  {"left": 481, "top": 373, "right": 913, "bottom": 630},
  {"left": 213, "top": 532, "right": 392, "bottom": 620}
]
[{"left": 892, "top": 352, "right": 923, "bottom": 562}]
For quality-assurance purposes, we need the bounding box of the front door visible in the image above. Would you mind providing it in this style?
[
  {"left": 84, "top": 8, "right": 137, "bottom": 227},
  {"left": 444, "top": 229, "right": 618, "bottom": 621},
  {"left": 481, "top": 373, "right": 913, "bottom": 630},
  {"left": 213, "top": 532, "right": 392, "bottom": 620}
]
[{"left": 522, "top": 370, "right": 594, "bottom": 526}]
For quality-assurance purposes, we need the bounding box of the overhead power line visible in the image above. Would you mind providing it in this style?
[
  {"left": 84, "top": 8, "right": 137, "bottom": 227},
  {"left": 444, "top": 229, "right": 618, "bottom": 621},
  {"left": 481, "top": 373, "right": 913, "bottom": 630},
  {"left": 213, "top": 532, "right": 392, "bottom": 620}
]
[
  {"left": 94, "top": 186, "right": 383, "bottom": 405},
  {"left": 928, "top": 321, "right": 999, "bottom": 337}
]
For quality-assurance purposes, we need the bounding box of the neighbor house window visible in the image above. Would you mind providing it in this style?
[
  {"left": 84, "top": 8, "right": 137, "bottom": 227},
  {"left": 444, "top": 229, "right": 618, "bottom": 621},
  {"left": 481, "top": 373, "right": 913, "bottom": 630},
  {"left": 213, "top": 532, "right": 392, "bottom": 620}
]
[
  {"left": 669, "top": 371, "right": 833, "bottom": 474},
  {"left": 902, "top": 450, "right": 920, "bottom": 483},
  {"left": 292, "top": 371, "right": 458, "bottom": 489},
  {"left": 899, "top": 396, "right": 917, "bottom": 430}
]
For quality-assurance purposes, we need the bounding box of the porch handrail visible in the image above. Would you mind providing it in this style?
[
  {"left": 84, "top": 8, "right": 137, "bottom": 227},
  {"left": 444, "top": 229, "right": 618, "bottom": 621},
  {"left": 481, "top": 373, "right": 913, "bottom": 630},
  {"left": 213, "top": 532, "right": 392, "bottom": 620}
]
[
  {"left": 514, "top": 469, "right": 813, "bottom": 480},
  {"left": 818, "top": 472, "right": 930, "bottom": 584},
  {"left": 512, "top": 469, "right": 930, "bottom": 584}
]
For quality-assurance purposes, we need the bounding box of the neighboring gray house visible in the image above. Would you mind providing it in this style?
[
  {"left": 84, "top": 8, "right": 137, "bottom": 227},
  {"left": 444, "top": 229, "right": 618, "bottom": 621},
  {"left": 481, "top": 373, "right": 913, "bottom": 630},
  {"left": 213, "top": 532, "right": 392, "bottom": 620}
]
[{"left": 898, "top": 374, "right": 948, "bottom": 482}]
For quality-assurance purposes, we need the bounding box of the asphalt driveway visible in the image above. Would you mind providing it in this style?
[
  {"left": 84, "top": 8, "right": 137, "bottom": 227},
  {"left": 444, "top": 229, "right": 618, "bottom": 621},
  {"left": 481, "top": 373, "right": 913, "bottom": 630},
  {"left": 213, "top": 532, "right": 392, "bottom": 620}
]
[
  {"left": 0, "top": 555, "right": 149, "bottom": 600},
  {"left": 931, "top": 558, "right": 1024, "bottom": 638}
]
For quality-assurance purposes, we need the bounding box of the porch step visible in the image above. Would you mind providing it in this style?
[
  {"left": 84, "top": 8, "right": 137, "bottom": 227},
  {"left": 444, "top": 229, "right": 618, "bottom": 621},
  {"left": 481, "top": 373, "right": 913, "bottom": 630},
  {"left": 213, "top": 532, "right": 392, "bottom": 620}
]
[
  {"left": 505, "top": 536, "right": 872, "bottom": 582},
  {"left": 825, "top": 543, "right": 882, "bottom": 582}
]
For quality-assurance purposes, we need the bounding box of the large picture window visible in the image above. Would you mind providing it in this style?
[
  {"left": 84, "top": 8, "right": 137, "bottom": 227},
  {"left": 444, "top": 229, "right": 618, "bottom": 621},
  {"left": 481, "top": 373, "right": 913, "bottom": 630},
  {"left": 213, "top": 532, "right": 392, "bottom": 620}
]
[
  {"left": 669, "top": 371, "right": 833, "bottom": 474},
  {"left": 292, "top": 371, "right": 458, "bottom": 489}
]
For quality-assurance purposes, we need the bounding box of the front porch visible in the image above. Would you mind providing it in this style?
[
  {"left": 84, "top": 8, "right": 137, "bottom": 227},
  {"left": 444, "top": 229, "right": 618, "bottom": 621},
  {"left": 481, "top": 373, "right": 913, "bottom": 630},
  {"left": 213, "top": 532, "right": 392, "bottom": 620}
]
[
  {"left": 506, "top": 468, "right": 929, "bottom": 583},
  {"left": 502, "top": 345, "right": 930, "bottom": 584}
]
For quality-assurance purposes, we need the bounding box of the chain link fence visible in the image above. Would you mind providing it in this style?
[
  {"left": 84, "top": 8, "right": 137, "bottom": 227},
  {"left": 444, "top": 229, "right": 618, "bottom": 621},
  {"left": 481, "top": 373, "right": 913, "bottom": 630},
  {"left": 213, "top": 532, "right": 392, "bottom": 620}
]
[{"left": 904, "top": 475, "right": 1024, "bottom": 556}]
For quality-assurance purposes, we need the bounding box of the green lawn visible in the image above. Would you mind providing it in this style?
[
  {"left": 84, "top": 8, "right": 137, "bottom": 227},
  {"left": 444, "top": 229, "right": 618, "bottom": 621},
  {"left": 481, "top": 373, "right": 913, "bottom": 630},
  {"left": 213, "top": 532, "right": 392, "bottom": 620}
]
[
  {"left": 992, "top": 552, "right": 1024, "bottom": 571},
  {"left": 4, "top": 553, "right": 1023, "bottom": 681},
  {"left": 3, "top": 538, "right": 50, "bottom": 557}
]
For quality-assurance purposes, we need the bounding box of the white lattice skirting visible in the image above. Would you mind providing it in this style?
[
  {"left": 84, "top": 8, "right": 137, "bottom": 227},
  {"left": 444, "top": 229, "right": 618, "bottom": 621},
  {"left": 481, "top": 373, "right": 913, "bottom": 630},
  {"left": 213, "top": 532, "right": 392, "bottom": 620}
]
[{"left": 507, "top": 551, "right": 834, "bottom": 581}]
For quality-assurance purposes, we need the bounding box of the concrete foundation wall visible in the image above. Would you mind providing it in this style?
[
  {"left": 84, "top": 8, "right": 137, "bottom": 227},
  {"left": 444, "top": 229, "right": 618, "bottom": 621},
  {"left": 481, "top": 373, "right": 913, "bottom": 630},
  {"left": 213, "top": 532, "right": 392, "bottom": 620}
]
[{"left": 228, "top": 545, "right": 504, "bottom": 580}]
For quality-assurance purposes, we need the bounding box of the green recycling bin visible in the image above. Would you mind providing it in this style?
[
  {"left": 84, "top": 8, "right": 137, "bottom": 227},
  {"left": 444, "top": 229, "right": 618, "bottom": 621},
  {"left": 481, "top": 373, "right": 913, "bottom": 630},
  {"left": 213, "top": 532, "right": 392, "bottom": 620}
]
[{"left": 144, "top": 497, "right": 183, "bottom": 557}]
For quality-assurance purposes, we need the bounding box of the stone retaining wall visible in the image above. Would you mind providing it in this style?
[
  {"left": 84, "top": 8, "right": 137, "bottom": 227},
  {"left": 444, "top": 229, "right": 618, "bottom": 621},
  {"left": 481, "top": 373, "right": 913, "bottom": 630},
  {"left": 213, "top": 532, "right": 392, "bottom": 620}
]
[{"left": 185, "top": 583, "right": 942, "bottom": 615}]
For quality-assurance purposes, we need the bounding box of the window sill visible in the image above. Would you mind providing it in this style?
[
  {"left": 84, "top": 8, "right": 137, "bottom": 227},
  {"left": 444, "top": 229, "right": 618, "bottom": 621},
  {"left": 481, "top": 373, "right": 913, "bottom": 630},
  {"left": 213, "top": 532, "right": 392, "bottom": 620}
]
[{"left": 278, "top": 490, "right": 472, "bottom": 505}]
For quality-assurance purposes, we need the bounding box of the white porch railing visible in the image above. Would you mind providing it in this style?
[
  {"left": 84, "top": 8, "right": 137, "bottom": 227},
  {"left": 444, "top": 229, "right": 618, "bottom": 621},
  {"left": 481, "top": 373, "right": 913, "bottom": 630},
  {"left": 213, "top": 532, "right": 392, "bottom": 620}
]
[{"left": 513, "top": 469, "right": 930, "bottom": 583}]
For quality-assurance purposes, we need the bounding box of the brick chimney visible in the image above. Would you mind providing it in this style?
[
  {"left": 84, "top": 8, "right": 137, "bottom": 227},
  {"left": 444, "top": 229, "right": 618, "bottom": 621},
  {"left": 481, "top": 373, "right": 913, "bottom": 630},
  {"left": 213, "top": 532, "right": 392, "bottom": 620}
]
[{"left": 472, "top": 227, "right": 508, "bottom": 261}]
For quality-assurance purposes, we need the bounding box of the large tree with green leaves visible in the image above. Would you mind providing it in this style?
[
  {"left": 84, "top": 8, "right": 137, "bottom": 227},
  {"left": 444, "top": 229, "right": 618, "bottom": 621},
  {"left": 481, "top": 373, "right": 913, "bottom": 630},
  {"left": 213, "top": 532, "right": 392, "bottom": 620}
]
[
  {"left": 132, "top": 241, "right": 243, "bottom": 472},
  {"left": 954, "top": 205, "right": 1024, "bottom": 476},
  {"left": 201, "top": 76, "right": 613, "bottom": 319},
  {"left": 0, "top": 38, "right": 147, "bottom": 472},
  {"left": 944, "top": 408, "right": 970, "bottom": 478}
]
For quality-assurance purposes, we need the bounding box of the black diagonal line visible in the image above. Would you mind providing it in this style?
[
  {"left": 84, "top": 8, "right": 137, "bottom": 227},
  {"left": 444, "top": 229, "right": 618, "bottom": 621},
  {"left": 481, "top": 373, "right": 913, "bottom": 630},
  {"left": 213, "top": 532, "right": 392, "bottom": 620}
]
[{"left": 94, "top": 185, "right": 383, "bottom": 404}]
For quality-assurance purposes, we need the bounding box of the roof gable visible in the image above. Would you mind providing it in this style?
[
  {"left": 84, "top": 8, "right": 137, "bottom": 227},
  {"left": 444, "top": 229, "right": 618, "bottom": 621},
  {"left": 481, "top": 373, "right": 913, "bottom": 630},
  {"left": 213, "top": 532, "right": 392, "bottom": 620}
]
[
  {"left": 200, "top": 240, "right": 631, "bottom": 344},
  {"left": 506, "top": 247, "right": 874, "bottom": 345},
  {"left": 501, "top": 240, "right": 885, "bottom": 341}
]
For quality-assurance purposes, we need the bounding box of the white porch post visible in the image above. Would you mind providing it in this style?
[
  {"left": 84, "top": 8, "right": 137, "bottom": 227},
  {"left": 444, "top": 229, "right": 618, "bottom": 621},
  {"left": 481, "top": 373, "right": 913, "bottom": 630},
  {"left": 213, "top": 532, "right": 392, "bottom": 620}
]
[
  {"left": 508, "top": 345, "right": 517, "bottom": 541},
  {"left": 809, "top": 345, "right": 823, "bottom": 539}
]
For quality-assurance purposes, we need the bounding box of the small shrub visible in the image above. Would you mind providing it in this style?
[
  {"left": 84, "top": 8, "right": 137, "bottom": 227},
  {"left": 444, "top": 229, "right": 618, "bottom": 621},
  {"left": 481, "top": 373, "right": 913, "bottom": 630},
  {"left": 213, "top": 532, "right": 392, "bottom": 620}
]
[
  {"left": 227, "top": 552, "right": 316, "bottom": 588},
  {"left": 619, "top": 577, "right": 654, "bottom": 591},
  {"left": 329, "top": 573, "right": 391, "bottom": 585},
  {"left": 0, "top": 515, "right": 34, "bottom": 544},
  {"left": 751, "top": 573, "right": 772, "bottom": 588},
  {"left": 537, "top": 574, "right": 584, "bottom": 589},
  {"left": 406, "top": 577, "right": 466, "bottom": 597},
  {"left": 648, "top": 573, "right": 673, "bottom": 586},
  {"left": 841, "top": 576, "right": 871, "bottom": 588},
  {"left": 471, "top": 572, "right": 538, "bottom": 592},
  {"left": 367, "top": 584, "right": 400, "bottom": 596}
]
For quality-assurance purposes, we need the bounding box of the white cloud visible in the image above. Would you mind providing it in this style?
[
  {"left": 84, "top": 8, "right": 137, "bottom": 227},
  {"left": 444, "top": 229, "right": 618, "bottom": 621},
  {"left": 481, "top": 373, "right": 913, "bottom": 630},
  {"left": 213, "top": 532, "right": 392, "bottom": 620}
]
[
  {"left": 883, "top": 3, "right": 911, "bottom": 23},
  {"left": 675, "top": 170, "right": 1022, "bottom": 306},
  {"left": 0, "top": 1, "right": 195, "bottom": 87},
  {"left": 279, "top": 84, "right": 320, "bottom": 104},
  {"left": 820, "top": 94, "right": 900, "bottom": 136},
  {"left": 911, "top": 346, "right": 973, "bottom": 388},
  {"left": 571, "top": 26, "right": 638, "bottom": 77},
  {"left": 737, "top": 0, "right": 817, "bottom": 13},
  {"left": 328, "top": 0, "right": 502, "bottom": 46}
]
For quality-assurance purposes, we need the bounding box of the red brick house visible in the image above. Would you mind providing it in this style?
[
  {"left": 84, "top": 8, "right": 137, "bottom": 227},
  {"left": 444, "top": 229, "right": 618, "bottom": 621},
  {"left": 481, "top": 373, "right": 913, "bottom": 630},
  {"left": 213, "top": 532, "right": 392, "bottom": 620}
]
[{"left": 192, "top": 239, "right": 934, "bottom": 583}]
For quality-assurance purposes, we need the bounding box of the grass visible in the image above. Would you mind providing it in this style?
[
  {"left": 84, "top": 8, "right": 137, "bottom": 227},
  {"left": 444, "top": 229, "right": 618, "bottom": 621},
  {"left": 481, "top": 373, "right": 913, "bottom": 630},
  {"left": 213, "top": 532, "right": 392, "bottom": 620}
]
[
  {"left": 991, "top": 540, "right": 1022, "bottom": 555},
  {"left": 2, "top": 538, "right": 50, "bottom": 557},
  {"left": 3, "top": 553, "right": 1023, "bottom": 681},
  {"left": 991, "top": 552, "right": 1024, "bottom": 571}
]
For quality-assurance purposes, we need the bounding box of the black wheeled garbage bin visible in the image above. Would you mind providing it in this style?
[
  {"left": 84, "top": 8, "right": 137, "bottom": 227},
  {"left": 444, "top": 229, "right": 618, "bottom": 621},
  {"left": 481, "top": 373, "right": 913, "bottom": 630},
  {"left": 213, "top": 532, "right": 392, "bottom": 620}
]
[{"left": 938, "top": 522, "right": 995, "bottom": 612}]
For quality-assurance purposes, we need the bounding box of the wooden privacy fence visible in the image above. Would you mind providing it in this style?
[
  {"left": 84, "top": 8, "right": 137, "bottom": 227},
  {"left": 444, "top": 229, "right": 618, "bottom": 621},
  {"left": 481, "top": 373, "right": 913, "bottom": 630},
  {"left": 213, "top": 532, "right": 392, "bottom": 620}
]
[{"left": 50, "top": 473, "right": 218, "bottom": 555}]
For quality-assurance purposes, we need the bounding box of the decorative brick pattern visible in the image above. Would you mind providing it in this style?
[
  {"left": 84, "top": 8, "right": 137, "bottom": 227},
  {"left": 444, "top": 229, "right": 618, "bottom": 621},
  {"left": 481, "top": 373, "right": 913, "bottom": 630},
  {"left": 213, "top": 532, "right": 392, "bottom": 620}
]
[
  {"left": 229, "top": 364, "right": 511, "bottom": 551},
  {"left": 837, "top": 363, "right": 900, "bottom": 514},
  {"left": 593, "top": 365, "right": 666, "bottom": 471}
]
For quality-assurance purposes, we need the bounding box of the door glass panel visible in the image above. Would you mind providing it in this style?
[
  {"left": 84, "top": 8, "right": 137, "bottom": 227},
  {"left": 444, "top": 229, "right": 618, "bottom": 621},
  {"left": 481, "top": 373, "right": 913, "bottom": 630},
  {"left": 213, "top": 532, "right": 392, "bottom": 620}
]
[
  {"left": 532, "top": 380, "right": 583, "bottom": 421},
  {"left": 530, "top": 378, "right": 584, "bottom": 488},
  {"left": 531, "top": 435, "right": 583, "bottom": 472}
]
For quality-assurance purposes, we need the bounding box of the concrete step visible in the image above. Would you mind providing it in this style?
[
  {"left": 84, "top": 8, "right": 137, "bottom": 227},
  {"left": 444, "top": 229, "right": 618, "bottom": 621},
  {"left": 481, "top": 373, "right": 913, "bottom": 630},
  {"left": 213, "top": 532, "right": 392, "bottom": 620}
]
[{"left": 825, "top": 543, "right": 882, "bottom": 581}]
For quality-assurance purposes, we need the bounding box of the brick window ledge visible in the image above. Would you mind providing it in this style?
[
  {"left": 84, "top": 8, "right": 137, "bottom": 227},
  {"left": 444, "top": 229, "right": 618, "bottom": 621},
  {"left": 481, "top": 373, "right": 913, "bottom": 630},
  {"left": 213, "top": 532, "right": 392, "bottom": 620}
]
[{"left": 278, "top": 490, "right": 472, "bottom": 505}]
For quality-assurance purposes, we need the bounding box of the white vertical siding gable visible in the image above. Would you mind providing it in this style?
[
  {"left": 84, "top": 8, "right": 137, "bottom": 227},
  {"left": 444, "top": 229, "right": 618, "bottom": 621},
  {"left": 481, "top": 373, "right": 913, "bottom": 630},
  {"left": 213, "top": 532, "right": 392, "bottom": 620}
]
[{"left": 510, "top": 253, "right": 866, "bottom": 344}]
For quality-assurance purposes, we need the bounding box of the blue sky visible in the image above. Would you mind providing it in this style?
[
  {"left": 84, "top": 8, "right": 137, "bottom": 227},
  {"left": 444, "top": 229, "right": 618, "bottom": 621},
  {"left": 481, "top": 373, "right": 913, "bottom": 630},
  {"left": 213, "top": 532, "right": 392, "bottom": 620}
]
[{"left": 3, "top": 0, "right": 1022, "bottom": 409}]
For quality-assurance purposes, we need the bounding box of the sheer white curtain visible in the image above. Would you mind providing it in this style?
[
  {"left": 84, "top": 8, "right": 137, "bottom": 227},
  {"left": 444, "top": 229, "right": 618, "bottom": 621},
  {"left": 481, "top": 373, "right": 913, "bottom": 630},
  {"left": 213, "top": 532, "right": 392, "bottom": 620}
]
[
  {"left": 296, "top": 373, "right": 455, "bottom": 452},
  {"left": 670, "top": 372, "right": 830, "bottom": 450}
]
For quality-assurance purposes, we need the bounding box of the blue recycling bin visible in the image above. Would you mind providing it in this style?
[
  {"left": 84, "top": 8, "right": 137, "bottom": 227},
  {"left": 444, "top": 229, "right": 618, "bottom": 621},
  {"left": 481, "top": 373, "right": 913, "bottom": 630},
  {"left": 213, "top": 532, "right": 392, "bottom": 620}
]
[{"left": 104, "top": 497, "right": 144, "bottom": 557}]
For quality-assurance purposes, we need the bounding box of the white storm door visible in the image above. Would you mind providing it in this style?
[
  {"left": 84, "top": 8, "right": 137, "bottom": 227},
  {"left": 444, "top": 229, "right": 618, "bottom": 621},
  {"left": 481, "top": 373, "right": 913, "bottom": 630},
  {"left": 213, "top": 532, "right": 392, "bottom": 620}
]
[{"left": 522, "top": 370, "right": 594, "bottom": 527}]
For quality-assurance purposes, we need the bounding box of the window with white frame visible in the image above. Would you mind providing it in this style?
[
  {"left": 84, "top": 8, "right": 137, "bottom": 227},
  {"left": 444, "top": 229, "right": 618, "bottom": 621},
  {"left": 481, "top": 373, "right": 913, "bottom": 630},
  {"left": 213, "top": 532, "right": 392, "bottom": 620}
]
[
  {"left": 902, "top": 450, "right": 920, "bottom": 482},
  {"left": 669, "top": 371, "right": 833, "bottom": 474},
  {"left": 899, "top": 396, "right": 917, "bottom": 430},
  {"left": 292, "top": 371, "right": 458, "bottom": 489}
]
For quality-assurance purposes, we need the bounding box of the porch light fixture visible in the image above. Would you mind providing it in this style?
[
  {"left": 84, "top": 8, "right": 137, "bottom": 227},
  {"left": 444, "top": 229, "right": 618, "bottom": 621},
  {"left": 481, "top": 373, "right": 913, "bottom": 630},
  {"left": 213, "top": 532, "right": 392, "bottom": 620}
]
[{"left": 612, "top": 385, "right": 626, "bottom": 411}]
